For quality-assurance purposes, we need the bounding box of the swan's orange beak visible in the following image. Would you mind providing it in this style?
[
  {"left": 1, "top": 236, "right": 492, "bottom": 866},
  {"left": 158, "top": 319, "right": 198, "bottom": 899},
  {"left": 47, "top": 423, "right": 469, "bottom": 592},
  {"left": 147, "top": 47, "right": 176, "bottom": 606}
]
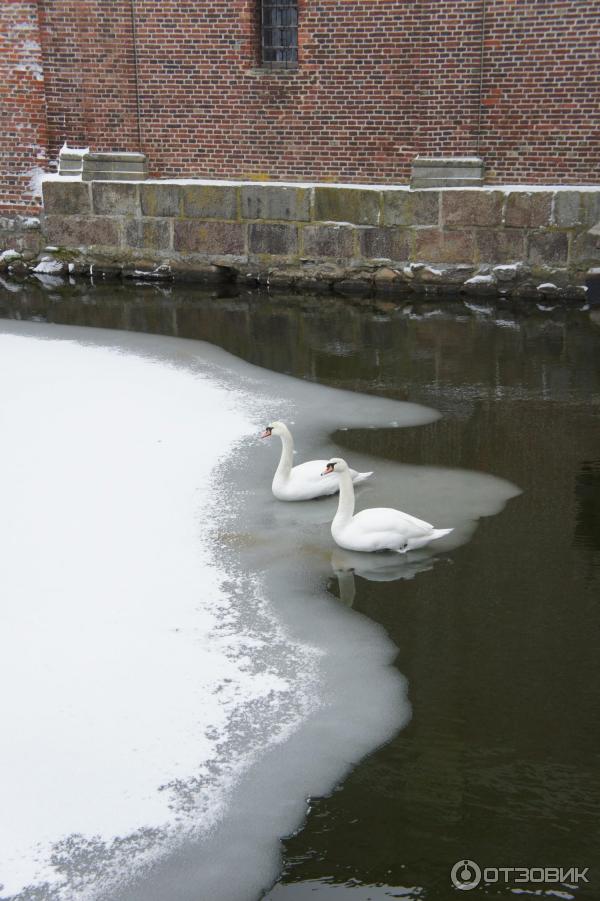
[
  {"left": 260, "top": 428, "right": 272, "bottom": 439},
  {"left": 322, "top": 463, "right": 335, "bottom": 476}
]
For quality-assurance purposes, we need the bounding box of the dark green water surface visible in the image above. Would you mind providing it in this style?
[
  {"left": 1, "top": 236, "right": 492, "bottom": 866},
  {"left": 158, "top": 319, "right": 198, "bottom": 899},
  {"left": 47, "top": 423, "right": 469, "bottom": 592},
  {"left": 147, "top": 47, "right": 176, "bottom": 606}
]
[{"left": 1, "top": 280, "right": 599, "bottom": 900}]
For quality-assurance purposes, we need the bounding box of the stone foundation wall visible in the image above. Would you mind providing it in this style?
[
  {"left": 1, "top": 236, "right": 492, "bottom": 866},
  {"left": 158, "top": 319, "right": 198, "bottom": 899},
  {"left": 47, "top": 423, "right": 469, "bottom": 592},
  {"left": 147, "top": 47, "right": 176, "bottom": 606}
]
[
  {"left": 21, "top": 178, "right": 600, "bottom": 300},
  {"left": 0, "top": 215, "right": 44, "bottom": 267}
]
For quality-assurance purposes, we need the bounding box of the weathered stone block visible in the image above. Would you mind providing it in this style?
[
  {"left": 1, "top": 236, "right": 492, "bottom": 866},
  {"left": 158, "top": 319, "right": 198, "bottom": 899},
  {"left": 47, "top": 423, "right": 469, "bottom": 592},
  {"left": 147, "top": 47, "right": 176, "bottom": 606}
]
[
  {"left": 527, "top": 231, "right": 568, "bottom": 267},
  {"left": 413, "top": 229, "right": 475, "bottom": 264},
  {"left": 302, "top": 225, "right": 355, "bottom": 258},
  {"left": 313, "top": 187, "right": 380, "bottom": 225},
  {"left": 569, "top": 232, "right": 600, "bottom": 267},
  {"left": 242, "top": 185, "right": 310, "bottom": 221},
  {"left": 141, "top": 184, "right": 181, "bottom": 217},
  {"left": 44, "top": 215, "right": 121, "bottom": 247},
  {"left": 584, "top": 192, "right": 600, "bottom": 227},
  {"left": 475, "top": 228, "right": 526, "bottom": 263},
  {"left": 553, "top": 191, "right": 583, "bottom": 227},
  {"left": 182, "top": 184, "right": 239, "bottom": 219},
  {"left": 22, "top": 230, "right": 45, "bottom": 254},
  {"left": 442, "top": 191, "right": 503, "bottom": 227},
  {"left": 58, "top": 148, "right": 86, "bottom": 176},
  {"left": 504, "top": 192, "right": 552, "bottom": 227},
  {"left": 359, "top": 227, "right": 410, "bottom": 261},
  {"left": 82, "top": 152, "right": 147, "bottom": 182},
  {"left": 412, "top": 177, "right": 484, "bottom": 189},
  {"left": 92, "top": 182, "right": 139, "bottom": 216},
  {"left": 554, "top": 190, "right": 600, "bottom": 228},
  {"left": 411, "top": 156, "right": 484, "bottom": 188},
  {"left": 124, "top": 218, "right": 171, "bottom": 251},
  {"left": 383, "top": 190, "right": 439, "bottom": 227},
  {"left": 248, "top": 223, "right": 298, "bottom": 256},
  {"left": 43, "top": 181, "right": 91, "bottom": 215},
  {"left": 173, "top": 220, "right": 245, "bottom": 254}
]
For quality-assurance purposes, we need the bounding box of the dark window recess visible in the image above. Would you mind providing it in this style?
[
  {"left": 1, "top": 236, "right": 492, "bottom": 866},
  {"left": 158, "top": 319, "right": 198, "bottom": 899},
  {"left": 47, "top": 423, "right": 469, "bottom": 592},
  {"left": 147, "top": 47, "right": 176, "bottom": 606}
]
[{"left": 261, "top": 0, "right": 298, "bottom": 69}]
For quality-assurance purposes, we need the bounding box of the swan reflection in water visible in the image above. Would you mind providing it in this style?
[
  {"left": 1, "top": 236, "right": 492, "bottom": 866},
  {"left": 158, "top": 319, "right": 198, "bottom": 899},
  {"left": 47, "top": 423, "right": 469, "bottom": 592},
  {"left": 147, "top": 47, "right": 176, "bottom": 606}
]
[{"left": 330, "top": 546, "right": 448, "bottom": 606}]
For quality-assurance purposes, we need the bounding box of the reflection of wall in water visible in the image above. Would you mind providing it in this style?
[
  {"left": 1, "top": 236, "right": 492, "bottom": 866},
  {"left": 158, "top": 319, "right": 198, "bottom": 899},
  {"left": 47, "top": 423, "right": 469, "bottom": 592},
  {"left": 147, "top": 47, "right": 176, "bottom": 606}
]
[{"left": 575, "top": 460, "right": 600, "bottom": 563}]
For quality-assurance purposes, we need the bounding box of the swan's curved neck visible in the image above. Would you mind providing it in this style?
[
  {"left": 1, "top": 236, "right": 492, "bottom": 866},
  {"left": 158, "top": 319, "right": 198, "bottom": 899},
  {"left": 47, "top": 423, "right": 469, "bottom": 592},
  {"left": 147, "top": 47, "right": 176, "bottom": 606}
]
[
  {"left": 274, "top": 427, "right": 294, "bottom": 481},
  {"left": 333, "top": 467, "right": 355, "bottom": 528}
]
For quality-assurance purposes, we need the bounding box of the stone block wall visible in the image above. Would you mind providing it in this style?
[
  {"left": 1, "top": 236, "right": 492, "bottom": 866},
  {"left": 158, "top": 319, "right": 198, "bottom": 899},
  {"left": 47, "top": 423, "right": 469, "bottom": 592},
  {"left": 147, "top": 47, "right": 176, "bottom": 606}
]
[{"left": 32, "top": 178, "right": 600, "bottom": 300}]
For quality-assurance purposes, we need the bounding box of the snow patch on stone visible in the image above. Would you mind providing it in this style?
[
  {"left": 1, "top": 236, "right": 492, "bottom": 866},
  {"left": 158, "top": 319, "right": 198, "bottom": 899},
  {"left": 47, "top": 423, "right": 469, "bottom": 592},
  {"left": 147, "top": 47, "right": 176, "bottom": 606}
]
[
  {"left": 464, "top": 275, "right": 496, "bottom": 287},
  {"left": 0, "top": 249, "right": 22, "bottom": 264},
  {"left": 33, "top": 258, "right": 64, "bottom": 274}
]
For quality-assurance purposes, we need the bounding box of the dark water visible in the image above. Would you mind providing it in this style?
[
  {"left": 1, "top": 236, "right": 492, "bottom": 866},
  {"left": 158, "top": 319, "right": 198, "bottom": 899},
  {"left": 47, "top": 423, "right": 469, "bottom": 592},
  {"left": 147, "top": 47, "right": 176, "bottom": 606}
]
[{"left": 2, "top": 279, "right": 599, "bottom": 900}]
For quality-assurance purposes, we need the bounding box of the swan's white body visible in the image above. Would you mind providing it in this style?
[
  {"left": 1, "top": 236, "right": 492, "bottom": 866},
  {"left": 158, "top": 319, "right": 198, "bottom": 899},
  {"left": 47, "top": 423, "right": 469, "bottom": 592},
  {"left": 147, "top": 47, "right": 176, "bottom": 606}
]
[
  {"left": 263, "top": 422, "right": 372, "bottom": 501},
  {"left": 325, "top": 457, "right": 453, "bottom": 553}
]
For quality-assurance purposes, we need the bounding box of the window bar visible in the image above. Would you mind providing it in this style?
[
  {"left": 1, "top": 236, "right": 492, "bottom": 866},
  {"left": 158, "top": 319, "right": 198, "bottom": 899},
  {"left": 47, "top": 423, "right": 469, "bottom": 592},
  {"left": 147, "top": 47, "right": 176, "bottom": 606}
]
[{"left": 261, "top": 0, "right": 298, "bottom": 69}]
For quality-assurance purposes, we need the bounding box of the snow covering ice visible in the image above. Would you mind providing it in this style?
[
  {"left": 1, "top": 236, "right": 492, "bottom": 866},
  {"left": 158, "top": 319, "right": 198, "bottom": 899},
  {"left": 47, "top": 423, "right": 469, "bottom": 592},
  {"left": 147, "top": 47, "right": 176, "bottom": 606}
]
[
  {"left": 0, "top": 321, "right": 520, "bottom": 901},
  {"left": 0, "top": 332, "right": 310, "bottom": 898}
]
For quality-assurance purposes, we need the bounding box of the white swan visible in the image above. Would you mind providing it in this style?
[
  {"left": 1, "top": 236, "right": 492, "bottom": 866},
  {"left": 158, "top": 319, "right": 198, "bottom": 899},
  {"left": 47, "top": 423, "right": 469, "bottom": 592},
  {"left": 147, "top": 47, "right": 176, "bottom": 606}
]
[
  {"left": 260, "top": 422, "right": 372, "bottom": 501},
  {"left": 323, "top": 457, "right": 453, "bottom": 552}
]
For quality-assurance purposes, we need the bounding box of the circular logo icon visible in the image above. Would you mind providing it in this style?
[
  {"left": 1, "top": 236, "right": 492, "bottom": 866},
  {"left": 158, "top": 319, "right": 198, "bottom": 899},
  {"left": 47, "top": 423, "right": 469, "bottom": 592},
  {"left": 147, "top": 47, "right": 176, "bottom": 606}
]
[{"left": 451, "top": 859, "right": 482, "bottom": 891}]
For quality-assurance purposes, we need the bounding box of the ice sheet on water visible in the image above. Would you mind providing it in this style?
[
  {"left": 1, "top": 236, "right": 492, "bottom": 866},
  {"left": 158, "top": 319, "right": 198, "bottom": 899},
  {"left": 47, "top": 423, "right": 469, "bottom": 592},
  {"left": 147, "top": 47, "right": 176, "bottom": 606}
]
[
  {"left": 0, "top": 322, "right": 520, "bottom": 901},
  {"left": 0, "top": 331, "right": 323, "bottom": 899}
]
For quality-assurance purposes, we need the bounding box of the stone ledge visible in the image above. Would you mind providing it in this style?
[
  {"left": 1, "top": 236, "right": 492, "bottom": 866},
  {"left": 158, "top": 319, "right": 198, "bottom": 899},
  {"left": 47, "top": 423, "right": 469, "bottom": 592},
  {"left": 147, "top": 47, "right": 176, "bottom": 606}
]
[
  {"left": 82, "top": 152, "right": 148, "bottom": 183},
  {"left": 411, "top": 156, "right": 484, "bottom": 189},
  {"left": 36, "top": 179, "right": 600, "bottom": 297}
]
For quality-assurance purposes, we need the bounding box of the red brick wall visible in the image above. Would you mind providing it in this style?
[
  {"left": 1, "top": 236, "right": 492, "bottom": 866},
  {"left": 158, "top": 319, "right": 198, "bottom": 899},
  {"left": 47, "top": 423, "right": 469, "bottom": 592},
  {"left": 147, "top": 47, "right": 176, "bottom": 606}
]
[
  {"left": 0, "top": 0, "right": 48, "bottom": 214},
  {"left": 37, "top": 0, "right": 139, "bottom": 158},
  {"left": 413, "top": 0, "right": 484, "bottom": 159},
  {"left": 128, "top": 0, "right": 419, "bottom": 182},
  {"left": 478, "top": 0, "right": 600, "bottom": 183},
  {"left": 2, "top": 0, "right": 599, "bottom": 216}
]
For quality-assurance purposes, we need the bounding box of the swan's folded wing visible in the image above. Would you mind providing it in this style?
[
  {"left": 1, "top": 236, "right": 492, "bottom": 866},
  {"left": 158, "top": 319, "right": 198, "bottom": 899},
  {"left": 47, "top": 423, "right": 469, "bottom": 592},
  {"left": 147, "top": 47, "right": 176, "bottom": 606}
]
[
  {"left": 283, "top": 459, "right": 340, "bottom": 498},
  {"left": 353, "top": 507, "right": 434, "bottom": 535},
  {"left": 290, "top": 459, "right": 329, "bottom": 481}
]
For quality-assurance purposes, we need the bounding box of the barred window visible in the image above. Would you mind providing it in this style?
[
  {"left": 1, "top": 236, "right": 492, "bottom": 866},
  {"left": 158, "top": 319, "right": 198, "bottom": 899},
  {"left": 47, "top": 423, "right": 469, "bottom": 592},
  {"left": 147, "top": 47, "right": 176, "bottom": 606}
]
[{"left": 261, "top": 0, "right": 298, "bottom": 69}]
